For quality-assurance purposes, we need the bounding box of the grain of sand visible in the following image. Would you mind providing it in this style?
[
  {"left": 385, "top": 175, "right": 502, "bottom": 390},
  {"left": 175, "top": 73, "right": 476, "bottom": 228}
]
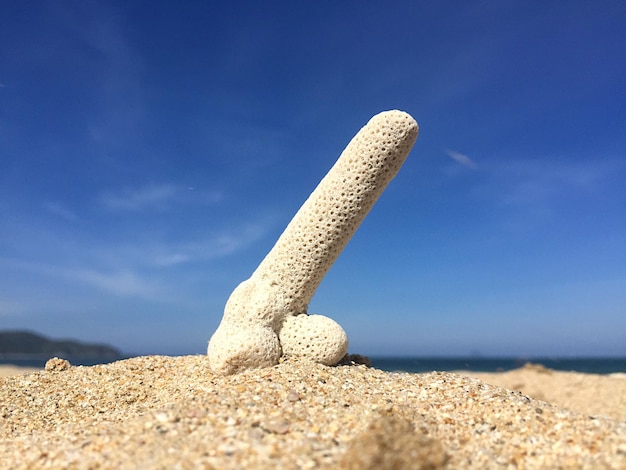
[{"left": 1, "top": 355, "right": 625, "bottom": 469}]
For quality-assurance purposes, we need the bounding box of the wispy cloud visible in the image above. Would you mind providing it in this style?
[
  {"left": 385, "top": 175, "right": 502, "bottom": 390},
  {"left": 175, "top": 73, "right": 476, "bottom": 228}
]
[
  {"left": 99, "top": 183, "right": 223, "bottom": 212},
  {"left": 44, "top": 201, "right": 78, "bottom": 221},
  {"left": 70, "top": 268, "right": 159, "bottom": 297},
  {"left": 100, "top": 184, "right": 178, "bottom": 211},
  {"left": 445, "top": 149, "right": 477, "bottom": 169},
  {"left": 0, "top": 257, "right": 164, "bottom": 300},
  {"left": 147, "top": 223, "right": 270, "bottom": 267},
  {"left": 492, "top": 157, "right": 622, "bottom": 206},
  {"left": 0, "top": 300, "right": 26, "bottom": 317},
  {"left": 0, "top": 210, "right": 274, "bottom": 303}
]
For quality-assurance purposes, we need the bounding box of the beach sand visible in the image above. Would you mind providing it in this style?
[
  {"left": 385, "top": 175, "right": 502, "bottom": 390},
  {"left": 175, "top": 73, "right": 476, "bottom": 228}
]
[
  {"left": 1, "top": 355, "right": 625, "bottom": 469},
  {"left": 0, "top": 365, "right": 41, "bottom": 377},
  {"left": 457, "top": 362, "right": 626, "bottom": 422}
]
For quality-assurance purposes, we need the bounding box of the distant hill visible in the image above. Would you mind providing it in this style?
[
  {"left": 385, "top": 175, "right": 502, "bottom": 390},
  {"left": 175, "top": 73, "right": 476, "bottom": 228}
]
[{"left": 0, "top": 330, "right": 122, "bottom": 358}]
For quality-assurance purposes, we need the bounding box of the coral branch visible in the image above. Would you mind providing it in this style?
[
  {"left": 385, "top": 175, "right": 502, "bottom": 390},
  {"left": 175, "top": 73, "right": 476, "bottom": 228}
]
[{"left": 208, "top": 110, "right": 419, "bottom": 374}]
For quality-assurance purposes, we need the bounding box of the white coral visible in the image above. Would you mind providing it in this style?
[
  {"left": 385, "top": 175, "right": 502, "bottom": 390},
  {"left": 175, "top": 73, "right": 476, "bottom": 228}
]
[
  {"left": 278, "top": 314, "right": 348, "bottom": 366},
  {"left": 208, "top": 110, "right": 419, "bottom": 374}
]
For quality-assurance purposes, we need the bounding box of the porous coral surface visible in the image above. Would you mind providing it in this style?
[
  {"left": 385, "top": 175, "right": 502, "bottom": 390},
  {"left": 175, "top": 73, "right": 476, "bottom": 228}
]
[{"left": 208, "top": 110, "right": 419, "bottom": 374}]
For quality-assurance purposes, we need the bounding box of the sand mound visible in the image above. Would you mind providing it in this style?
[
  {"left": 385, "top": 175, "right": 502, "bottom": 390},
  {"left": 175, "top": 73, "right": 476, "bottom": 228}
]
[
  {"left": 459, "top": 362, "right": 626, "bottom": 421},
  {"left": 1, "top": 355, "right": 625, "bottom": 469}
]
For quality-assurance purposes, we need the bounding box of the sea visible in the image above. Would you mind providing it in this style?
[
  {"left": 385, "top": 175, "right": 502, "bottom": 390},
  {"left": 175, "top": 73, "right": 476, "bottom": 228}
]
[
  {"left": 370, "top": 357, "right": 626, "bottom": 374},
  {"left": 2, "top": 355, "right": 626, "bottom": 374}
]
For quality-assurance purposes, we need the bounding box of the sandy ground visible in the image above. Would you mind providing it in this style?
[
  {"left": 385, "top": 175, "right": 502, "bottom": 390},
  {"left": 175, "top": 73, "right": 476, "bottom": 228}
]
[
  {"left": 0, "top": 356, "right": 625, "bottom": 469},
  {"left": 457, "top": 362, "right": 626, "bottom": 421},
  {"left": 0, "top": 365, "right": 41, "bottom": 377}
]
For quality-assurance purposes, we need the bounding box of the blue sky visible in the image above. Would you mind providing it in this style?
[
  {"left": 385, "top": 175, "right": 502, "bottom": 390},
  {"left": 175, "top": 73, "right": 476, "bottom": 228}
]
[{"left": 1, "top": 1, "right": 624, "bottom": 357}]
